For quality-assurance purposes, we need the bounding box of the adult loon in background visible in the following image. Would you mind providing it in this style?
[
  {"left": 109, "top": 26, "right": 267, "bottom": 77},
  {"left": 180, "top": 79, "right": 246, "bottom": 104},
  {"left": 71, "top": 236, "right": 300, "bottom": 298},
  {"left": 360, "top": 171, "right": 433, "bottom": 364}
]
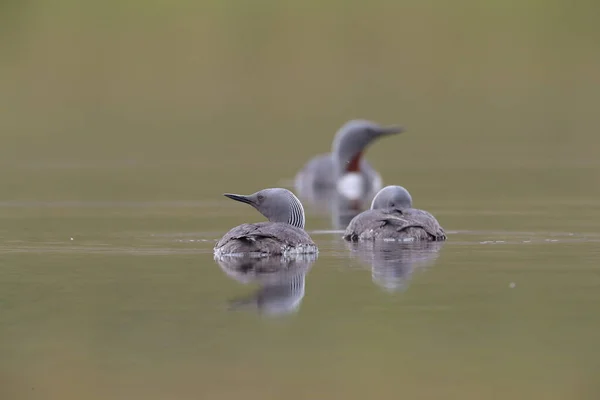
[
  {"left": 343, "top": 185, "right": 446, "bottom": 242},
  {"left": 214, "top": 188, "right": 318, "bottom": 256},
  {"left": 294, "top": 119, "right": 405, "bottom": 201}
]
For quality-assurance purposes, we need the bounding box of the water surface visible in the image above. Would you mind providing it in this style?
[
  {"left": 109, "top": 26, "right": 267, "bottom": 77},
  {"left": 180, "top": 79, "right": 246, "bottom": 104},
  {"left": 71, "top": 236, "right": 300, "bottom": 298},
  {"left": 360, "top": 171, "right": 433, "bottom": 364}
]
[{"left": 2, "top": 200, "right": 599, "bottom": 399}]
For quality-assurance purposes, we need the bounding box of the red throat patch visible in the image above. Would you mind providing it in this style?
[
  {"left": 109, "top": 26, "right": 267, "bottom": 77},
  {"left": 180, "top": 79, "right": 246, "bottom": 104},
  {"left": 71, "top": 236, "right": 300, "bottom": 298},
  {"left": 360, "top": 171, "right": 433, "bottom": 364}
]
[{"left": 346, "top": 152, "right": 362, "bottom": 172}]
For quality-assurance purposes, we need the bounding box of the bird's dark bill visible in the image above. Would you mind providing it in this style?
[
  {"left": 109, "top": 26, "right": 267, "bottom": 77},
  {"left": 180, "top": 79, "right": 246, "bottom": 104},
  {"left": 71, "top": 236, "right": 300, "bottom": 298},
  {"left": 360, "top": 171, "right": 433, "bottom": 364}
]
[
  {"left": 380, "top": 125, "right": 405, "bottom": 135},
  {"left": 224, "top": 193, "right": 254, "bottom": 205}
]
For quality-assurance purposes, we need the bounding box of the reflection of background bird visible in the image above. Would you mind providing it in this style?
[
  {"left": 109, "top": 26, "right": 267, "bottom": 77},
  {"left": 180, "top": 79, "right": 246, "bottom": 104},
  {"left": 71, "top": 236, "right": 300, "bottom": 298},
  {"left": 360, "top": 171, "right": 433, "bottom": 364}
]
[
  {"left": 329, "top": 192, "right": 369, "bottom": 230},
  {"left": 215, "top": 254, "right": 316, "bottom": 316},
  {"left": 346, "top": 241, "right": 444, "bottom": 292}
]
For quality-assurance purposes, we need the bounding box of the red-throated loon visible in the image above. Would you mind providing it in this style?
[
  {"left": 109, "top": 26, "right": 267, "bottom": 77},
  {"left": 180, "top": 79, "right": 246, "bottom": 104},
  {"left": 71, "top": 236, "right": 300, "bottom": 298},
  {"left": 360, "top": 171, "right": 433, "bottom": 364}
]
[{"left": 294, "top": 120, "right": 405, "bottom": 201}]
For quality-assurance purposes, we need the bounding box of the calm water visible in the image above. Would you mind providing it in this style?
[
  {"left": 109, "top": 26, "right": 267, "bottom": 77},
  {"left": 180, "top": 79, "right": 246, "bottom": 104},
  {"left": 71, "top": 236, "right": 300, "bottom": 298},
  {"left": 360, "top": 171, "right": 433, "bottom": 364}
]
[
  {"left": 1, "top": 199, "right": 599, "bottom": 399},
  {"left": 2, "top": 1, "right": 600, "bottom": 399}
]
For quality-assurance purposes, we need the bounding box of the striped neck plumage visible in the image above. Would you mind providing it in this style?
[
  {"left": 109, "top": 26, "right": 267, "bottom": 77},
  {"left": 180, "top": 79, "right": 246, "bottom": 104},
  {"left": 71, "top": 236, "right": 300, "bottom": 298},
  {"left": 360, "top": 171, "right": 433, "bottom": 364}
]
[{"left": 285, "top": 192, "right": 305, "bottom": 229}]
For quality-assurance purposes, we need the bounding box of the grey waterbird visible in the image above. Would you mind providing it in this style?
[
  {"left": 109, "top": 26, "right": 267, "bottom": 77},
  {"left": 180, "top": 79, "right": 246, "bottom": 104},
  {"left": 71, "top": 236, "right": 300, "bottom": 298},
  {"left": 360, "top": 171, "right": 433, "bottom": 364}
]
[
  {"left": 294, "top": 119, "right": 405, "bottom": 201},
  {"left": 214, "top": 188, "right": 318, "bottom": 256},
  {"left": 343, "top": 185, "right": 446, "bottom": 241}
]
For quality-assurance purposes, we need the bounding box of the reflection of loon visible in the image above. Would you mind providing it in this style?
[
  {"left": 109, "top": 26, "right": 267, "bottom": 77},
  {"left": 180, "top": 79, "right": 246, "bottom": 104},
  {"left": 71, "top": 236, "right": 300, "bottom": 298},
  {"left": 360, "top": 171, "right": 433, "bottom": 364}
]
[
  {"left": 346, "top": 241, "right": 444, "bottom": 292},
  {"left": 215, "top": 254, "right": 316, "bottom": 316}
]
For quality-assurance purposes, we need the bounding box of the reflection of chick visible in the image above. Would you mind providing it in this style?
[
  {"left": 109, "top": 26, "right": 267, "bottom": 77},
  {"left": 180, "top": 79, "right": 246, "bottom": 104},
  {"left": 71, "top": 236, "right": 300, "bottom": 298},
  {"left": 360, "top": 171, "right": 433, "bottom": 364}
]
[
  {"left": 215, "top": 254, "right": 315, "bottom": 316},
  {"left": 346, "top": 241, "right": 444, "bottom": 292}
]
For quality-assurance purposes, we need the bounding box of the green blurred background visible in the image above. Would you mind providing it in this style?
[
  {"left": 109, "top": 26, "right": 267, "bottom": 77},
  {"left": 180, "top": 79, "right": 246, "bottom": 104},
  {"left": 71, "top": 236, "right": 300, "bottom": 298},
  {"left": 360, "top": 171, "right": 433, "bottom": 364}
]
[
  {"left": 2, "top": 0, "right": 599, "bottom": 211},
  {"left": 1, "top": 1, "right": 600, "bottom": 399}
]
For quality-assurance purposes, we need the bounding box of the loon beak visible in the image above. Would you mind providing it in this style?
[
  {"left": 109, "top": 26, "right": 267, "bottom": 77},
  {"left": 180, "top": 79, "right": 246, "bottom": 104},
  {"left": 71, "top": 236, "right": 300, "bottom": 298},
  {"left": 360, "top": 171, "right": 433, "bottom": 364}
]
[
  {"left": 224, "top": 193, "right": 255, "bottom": 206},
  {"left": 378, "top": 125, "right": 405, "bottom": 135}
]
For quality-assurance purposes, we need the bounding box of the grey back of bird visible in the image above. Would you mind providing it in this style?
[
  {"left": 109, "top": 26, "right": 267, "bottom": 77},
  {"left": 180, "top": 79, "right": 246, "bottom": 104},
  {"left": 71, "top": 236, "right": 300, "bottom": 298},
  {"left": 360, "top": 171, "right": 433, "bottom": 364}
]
[
  {"left": 343, "top": 185, "right": 446, "bottom": 241},
  {"left": 214, "top": 188, "right": 318, "bottom": 256}
]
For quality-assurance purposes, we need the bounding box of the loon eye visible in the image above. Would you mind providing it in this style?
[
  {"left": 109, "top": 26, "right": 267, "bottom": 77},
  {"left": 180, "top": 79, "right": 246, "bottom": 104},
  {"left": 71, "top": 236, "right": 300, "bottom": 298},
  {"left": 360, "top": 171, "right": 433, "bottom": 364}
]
[{"left": 257, "top": 195, "right": 265, "bottom": 202}]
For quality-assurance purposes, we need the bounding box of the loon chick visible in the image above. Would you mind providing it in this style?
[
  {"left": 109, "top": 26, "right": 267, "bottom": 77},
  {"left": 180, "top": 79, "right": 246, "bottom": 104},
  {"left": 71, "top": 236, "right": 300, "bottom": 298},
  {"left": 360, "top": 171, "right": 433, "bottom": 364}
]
[
  {"left": 214, "top": 188, "right": 318, "bottom": 256},
  {"left": 294, "top": 120, "right": 405, "bottom": 200},
  {"left": 343, "top": 185, "right": 446, "bottom": 242}
]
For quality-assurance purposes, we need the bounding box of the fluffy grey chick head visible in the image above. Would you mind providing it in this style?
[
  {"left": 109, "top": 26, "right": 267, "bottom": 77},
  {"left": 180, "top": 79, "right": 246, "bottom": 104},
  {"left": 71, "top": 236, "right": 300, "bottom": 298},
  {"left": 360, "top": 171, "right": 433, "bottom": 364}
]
[{"left": 370, "top": 185, "right": 413, "bottom": 210}]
